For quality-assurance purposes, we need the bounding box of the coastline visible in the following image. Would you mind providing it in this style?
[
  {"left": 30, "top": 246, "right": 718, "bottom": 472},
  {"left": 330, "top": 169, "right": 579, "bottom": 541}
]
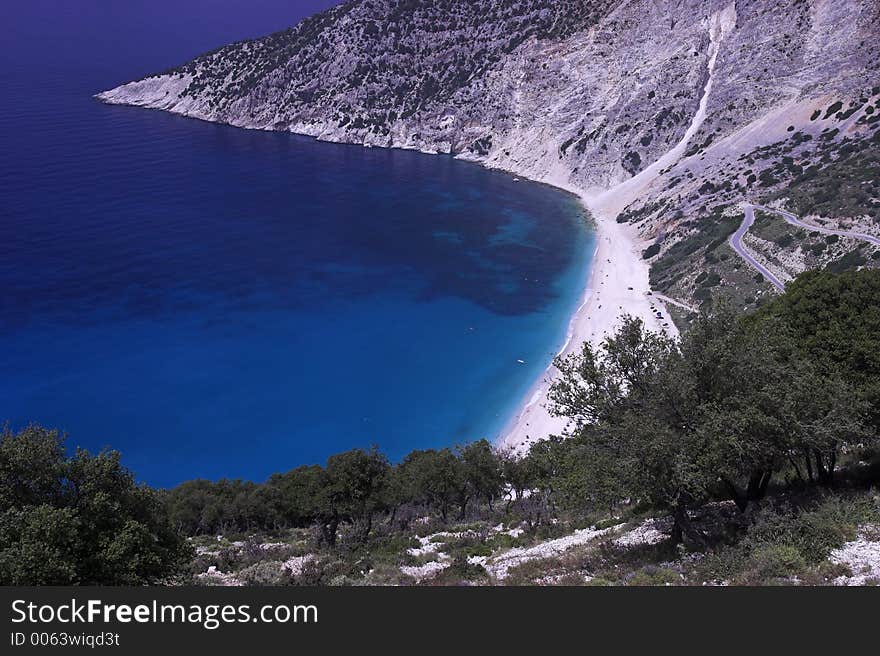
[
  {"left": 94, "top": 89, "right": 686, "bottom": 455},
  {"left": 496, "top": 181, "right": 679, "bottom": 453},
  {"left": 492, "top": 2, "right": 732, "bottom": 452}
]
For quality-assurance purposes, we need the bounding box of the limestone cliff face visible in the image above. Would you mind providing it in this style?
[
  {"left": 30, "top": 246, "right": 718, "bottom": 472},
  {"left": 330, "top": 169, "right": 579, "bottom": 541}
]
[{"left": 99, "top": 0, "right": 880, "bottom": 307}]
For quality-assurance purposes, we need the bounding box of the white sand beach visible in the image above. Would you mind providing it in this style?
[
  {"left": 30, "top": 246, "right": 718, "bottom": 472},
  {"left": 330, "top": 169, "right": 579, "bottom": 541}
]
[
  {"left": 496, "top": 5, "right": 733, "bottom": 452},
  {"left": 496, "top": 186, "right": 679, "bottom": 453}
]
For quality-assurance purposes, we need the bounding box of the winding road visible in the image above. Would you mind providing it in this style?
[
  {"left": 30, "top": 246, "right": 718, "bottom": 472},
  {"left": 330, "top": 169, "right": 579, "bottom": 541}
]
[
  {"left": 729, "top": 204, "right": 787, "bottom": 291},
  {"left": 729, "top": 203, "right": 880, "bottom": 292}
]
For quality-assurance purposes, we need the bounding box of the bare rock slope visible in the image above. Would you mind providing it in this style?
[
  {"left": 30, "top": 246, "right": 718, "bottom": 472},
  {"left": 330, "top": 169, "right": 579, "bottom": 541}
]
[{"left": 100, "top": 0, "right": 880, "bottom": 309}]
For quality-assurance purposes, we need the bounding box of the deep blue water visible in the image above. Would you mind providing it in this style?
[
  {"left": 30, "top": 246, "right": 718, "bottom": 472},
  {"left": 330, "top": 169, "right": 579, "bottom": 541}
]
[{"left": 0, "top": 1, "right": 593, "bottom": 487}]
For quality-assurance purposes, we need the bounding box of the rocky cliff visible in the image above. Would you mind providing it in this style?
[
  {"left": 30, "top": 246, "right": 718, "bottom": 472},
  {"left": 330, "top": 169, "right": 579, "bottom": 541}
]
[{"left": 99, "top": 0, "right": 880, "bottom": 311}]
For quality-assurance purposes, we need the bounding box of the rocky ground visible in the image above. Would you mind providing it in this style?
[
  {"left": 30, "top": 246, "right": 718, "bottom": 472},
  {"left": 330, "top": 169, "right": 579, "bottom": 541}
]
[{"left": 188, "top": 489, "right": 880, "bottom": 587}]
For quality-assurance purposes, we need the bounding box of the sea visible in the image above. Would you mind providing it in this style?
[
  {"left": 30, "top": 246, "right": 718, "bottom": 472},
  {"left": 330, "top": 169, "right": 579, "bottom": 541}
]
[{"left": 0, "top": 0, "right": 594, "bottom": 487}]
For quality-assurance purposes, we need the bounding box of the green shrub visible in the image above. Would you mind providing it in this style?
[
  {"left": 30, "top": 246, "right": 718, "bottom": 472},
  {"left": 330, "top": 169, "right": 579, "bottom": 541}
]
[
  {"left": 627, "top": 567, "right": 681, "bottom": 586},
  {"left": 775, "top": 234, "right": 794, "bottom": 247},
  {"left": 738, "top": 544, "right": 806, "bottom": 584},
  {"left": 799, "top": 561, "right": 852, "bottom": 585},
  {"left": 584, "top": 577, "right": 614, "bottom": 586},
  {"left": 699, "top": 272, "right": 722, "bottom": 287},
  {"left": 695, "top": 493, "right": 879, "bottom": 584},
  {"left": 743, "top": 502, "right": 851, "bottom": 565},
  {"left": 0, "top": 426, "right": 191, "bottom": 585},
  {"left": 364, "top": 534, "right": 421, "bottom": 566},
  {"left": 643, "top": 243, "right": 661, "bottom": 259},
  {"left": 461, "top": 543, "right": 493, "bottom": 558},
  {"left": 593, "top": 517, "right": 625, "bottom": 531},
  {"left": 436, "top": 555, "right": 489, "bottom": 584},
  {"left": 238, "top": 560, "right": 288, "bottom": 585},
  {"left": 810, "top": 242, "right": 827, "bottom": 256},
  {"left": 826, "top": 250, "right": 867, "bottom": 273}
]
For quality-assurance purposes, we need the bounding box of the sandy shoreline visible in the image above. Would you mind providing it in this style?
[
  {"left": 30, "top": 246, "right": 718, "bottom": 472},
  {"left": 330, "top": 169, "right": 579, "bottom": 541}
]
[
  {"left": 496, "top": 184, "right": 679, "bottom": 453},
  {"left": 494, "top": 5, "right": 731, "bottom": 452}
]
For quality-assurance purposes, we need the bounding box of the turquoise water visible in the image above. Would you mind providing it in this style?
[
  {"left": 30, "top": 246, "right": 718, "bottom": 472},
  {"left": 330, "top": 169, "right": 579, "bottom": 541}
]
[{"left": 0, "top": 1, "right": 593, "bottom": 486}]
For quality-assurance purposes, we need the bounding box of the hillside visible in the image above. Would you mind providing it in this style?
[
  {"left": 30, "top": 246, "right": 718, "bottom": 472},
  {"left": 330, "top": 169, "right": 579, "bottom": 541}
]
[{"left": 98, "top": 0, "right": 880, "bottom": 313}]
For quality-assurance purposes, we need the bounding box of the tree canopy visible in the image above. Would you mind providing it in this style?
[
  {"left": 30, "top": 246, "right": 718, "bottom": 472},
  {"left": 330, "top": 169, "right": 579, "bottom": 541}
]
[
  {"left": 546, "top": 272, "right": 878, "bottom": 545},
  {"left": 0, "top": 425, "right": 191, "bottom": 585}
]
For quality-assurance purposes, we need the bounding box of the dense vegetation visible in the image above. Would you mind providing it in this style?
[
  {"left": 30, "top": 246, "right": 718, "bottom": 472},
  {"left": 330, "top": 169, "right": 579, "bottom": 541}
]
[
  {"left": 165, "top": 440, "right": 503, "bottom": 542},
  {"left": 547, "top": 269, "right": 879, "bottom": 544},
  {"left": 1, "top": 270, "right": 878, "bottom": 585},
  {"left": 0, "top": 426, "right": 190, "bottom": 584}
]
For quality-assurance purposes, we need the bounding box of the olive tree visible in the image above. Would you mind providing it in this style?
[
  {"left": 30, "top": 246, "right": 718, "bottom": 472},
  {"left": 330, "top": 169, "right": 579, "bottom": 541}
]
[{"left": 0, "top": 425, "right": 191, "bottom": 585}]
